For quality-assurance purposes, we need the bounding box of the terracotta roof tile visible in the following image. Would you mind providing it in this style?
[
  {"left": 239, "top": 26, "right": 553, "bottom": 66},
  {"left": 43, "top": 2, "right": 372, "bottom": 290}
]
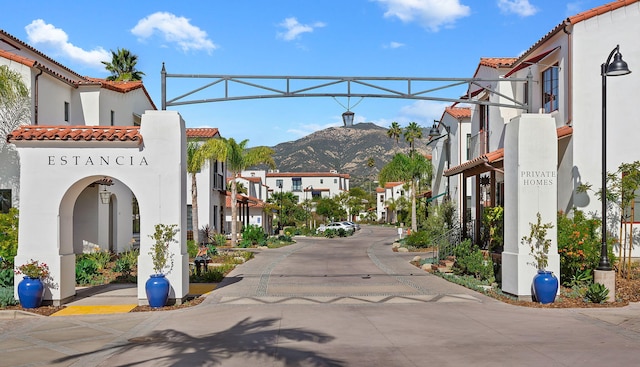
[
  {"left": 479, "top": 57, "right": 517, "bottom": 69},
  {"left": 445, "top": 106, "right": 471, "bottom": 120},
  {"left": 0, "top": 49, "right": 36, "bottom": 67},
  {"left": 1, "top": 29, "right": 86, "bottom": 81},
  {"left": 267, "top": 172, "right": 350, "bottom": 179},
  {"left": 7, "top": 125, "right": 142, "bottom": 144},
  {"left": 569, "top": 0, "right": 639, "bottom": 23},
  {"left": 186, "top": 128, "right": 220, "bottom": 138}
]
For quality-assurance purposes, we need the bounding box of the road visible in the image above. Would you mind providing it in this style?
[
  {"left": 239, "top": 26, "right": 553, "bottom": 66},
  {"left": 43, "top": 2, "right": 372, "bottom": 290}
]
[{"left": 2, "top": 225, "right": 640, "bottom": 366}]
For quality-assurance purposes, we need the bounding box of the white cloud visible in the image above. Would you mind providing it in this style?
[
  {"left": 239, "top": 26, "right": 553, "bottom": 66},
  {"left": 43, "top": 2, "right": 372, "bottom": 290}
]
[
  {"left": 25, "top": 19, "right": 110, "bottom": 69},
  {"left": 277, "top": 17, "right": 326, "bottom": 41},
  {"left": 131, "top": 12, "right": 217, "bottom": 53},
  {"left": 374, "top": 0, "right": 471, "bottom": 32},
  {"left": 399, "top": 100, "right": 450, "bottom": 121},
  {"left": 497, "top": 0, "right": 538, "bottom": 17},
  {"left": 384, "top": 41, "right": 405, "bottom": 49}
]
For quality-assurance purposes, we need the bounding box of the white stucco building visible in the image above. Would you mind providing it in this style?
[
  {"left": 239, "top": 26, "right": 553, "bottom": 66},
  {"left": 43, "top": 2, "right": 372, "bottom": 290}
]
[
  {"left": 1, "top": 30, "right": 227, "bottom": 305},
  {"left": 437, "top": 1, "right": 639, "bottom": 298}
]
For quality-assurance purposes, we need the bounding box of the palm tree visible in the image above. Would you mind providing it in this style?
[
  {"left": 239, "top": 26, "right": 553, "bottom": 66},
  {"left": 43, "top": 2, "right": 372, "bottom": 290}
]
[
  {"left": 199, "top": 138, "right": 275, "bottom": 245},
  {"left": 0, "top": 65, "right": 30, "bottom": 147},
  {"left": 379, "top": 152, "right": 432, "bottom": 233},
  {"left": 101, "top": 48, "right": 145, "bottom": 81},
  {"left": 186, "top": 140, "right": 207, "bottom": 244},
  {"left": 404, "top": 121, "right": 423, "bottom": 154},
  {"left": 386, "top": 122, "right": 402, "bottom": 146}
]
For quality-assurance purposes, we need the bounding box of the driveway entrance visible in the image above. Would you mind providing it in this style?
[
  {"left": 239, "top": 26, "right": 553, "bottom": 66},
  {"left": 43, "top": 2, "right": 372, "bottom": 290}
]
[{"left": 209, "top": 225, "right": 482, "bottom": 305}]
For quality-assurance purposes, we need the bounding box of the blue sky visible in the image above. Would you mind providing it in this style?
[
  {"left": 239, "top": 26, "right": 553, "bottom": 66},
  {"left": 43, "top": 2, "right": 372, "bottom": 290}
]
[{"left": 2, "top": 0, "right": 605, "bottom": 147}]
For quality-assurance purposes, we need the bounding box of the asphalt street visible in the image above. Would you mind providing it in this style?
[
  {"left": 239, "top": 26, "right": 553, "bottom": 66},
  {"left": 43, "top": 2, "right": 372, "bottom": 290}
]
[{"left": 2, "top": 225, "right": 640, "bottom": 366}]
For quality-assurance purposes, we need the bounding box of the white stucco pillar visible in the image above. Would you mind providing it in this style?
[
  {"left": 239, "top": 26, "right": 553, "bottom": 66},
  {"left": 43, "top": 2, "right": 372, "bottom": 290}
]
[
  {"left": 502, "top": 114, "right": 560, "bottom": 299},
  {"left": 135, "top": 111, "right": 188, "bottom": 305}
]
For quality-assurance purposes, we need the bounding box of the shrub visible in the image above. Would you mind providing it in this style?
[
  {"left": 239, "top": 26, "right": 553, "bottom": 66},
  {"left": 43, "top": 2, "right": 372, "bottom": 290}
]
[
  {"left": 113, "top": 258, "right": 132, "bottom": 277},
  {"left": 584, "top": 283, "right": 609, "bottom": 303},
  {"left": 190, "top": 264, "right": 235, "bottom": 283},
  {"left": 241, "top": 225, "right": 267, "bottom": 247},
  {"left": 557, "top": 210, "right": 614, "bottom": 285},
  {"left": 453, "top": 239, "right": 494, "bottom": 282},
  {"left": 213, "top": 233, "right": 227, "bottom": 247},
  {"left": 0, "top": 286, "right": 18, "bottom": 307},
  {"left": 405, "top": 230, "right": 431, "bottom": 248},
  {"left": 0, "top": 208, "right": 19, "bottom": 260},
  {"left": 75, "top": 256, "right": 99, "bottom": 285},
  {"left": 323, "top": 229, "right": 337, "bottom": 238},
  {"left": 187, "top": 240, "right": 198, "bottom": 258},
  {"left": 87, "top": 250, "right": 112, "bottom": 270},
  {"left": 0, "top": 267, "right": 14, "bottom": 287}
]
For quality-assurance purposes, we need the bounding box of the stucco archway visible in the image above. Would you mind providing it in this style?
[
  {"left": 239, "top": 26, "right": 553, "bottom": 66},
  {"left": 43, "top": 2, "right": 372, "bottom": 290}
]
[{"left": 11, "top": 111, "right": 188, "bottom": 305}]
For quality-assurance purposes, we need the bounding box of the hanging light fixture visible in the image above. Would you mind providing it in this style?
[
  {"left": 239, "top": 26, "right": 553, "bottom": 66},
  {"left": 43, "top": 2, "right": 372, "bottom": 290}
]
[
  {"left": 342, "top": 110, "right": 355, "bottom": 126},
  {"left": 99, "top": 186, "right": 111, "bottom": 204}
]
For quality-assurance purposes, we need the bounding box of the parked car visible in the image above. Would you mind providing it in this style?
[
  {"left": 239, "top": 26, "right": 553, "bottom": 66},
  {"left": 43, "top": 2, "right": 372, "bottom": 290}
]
[
  {"left": 317, "top": 222, "right": 354, "bottom": 233},
  {"left": 344, "top": 221, "right": 360, "bottom": 230}
]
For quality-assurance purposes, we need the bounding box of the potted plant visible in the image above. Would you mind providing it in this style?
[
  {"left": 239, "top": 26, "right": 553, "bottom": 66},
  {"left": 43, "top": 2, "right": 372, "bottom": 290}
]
[
  {"left": 14, "top": 259, "right": 50, "bottom": 308},
  {"left": 146, "top": 224, "right": 178, "bottom": 308},
  {"left": 521, "top": 213, "right": 558, "bottom": 304}
]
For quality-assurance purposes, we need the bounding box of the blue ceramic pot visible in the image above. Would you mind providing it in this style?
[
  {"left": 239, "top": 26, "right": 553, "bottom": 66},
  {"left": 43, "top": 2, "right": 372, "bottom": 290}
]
[
  {"left": 533, "top": 270, "right": 558, "bottom": 304},
  {"left": 17, "top": 276, "right": 44, "bottom": 308},
  {"left": 145, "top": 274, "right": 170, "bottom": 308}
]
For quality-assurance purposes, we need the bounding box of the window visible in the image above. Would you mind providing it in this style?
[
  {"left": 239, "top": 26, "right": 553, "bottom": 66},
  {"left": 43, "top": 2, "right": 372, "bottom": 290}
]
[
  {"left": 292, "top": 177, "right": 302, "bottom": 191},
  {"left": 466, "top": 134, "right": 471, "bottom": 160},
  {"left": 110, "top": 110, "right": 115, "bottom": 126},
  {"left": 0, "top": 189, "right": 11, "bottom": 213},
  {"left": 623, "top": 188, "right": 640, "bottom": 223},
  {"left": 276, "top": 179, "right": 283, "bottom": 189},
  {"left": 334, "top": 179, "right": 337, "bottom": 184},
  {"left": 320, "top": 179, "right": 323, "bottom": 184},
  {"left": 64, "top": 102, "right": 69, "bottom": 122},
  {"left": 542, "top": 65, "right": 559, "bottom": 113}
]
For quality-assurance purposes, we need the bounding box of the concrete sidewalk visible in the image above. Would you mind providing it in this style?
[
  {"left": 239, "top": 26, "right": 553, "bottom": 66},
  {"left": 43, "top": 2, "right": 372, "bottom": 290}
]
[{"left": 2, "top": 226, "right": 640, "bottom": 366}]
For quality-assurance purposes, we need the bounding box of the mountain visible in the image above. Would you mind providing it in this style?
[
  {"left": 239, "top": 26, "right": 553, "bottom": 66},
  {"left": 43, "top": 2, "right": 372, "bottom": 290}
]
[{"left": 269, "top": 122, "right": 432, "bottom": 188}]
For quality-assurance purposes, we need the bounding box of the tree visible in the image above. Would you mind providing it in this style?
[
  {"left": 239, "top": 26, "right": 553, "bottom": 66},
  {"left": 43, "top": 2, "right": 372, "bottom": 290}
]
[
  {"left": 386, "top": 122, "right": 402, "bottom": 146},
  {"left": 101, "top": 48, "right": 145, "bottom": 81},
  {"left": 186, "top": 140, "right": 208, "bottom": 244},
  {"left": 267, "top": 191, "right": 300, "bottom": 227},
  {"left": 379, "top": 153, "right": 432, "bottom": 232},
  {"left": 199, "top": 138, "right": 275, "bottom": 245},
  {"left": 315, "top": 197, "right": 346, "bottom": 222},
  {"left": 0, "top": 65, "right": 30, "bottom": 150},
  {"left": 404, "top": 121, "right": 423, "bottom": 154}
]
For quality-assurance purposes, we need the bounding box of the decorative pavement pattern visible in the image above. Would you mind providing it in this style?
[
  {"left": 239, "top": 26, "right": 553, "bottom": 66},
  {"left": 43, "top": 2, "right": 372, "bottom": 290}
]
[{"left": 210, "top": 236, "right": 483, "bottom": 305}]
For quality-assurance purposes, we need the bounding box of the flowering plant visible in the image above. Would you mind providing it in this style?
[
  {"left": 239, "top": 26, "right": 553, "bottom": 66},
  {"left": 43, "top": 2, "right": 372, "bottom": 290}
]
[{"left": 15, "top": 259, "right": 50, "bottom": 279}]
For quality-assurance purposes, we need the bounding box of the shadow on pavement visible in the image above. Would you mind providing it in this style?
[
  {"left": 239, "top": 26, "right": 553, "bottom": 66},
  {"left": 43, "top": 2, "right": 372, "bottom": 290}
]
[{"left": 52, "top": 317, "right": 345, "bottom": 366}]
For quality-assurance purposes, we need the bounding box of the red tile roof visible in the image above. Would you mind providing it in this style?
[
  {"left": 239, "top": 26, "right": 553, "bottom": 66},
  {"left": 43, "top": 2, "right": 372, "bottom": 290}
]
[
  {"left": 569, "top": 0, "right": 639, "bottom": 23},
  {"left": 186, "top": 128, "right": 220, "bottom": 138},
  {"left": 267, "top": 172, "right": 350, "bottom": 179},
  {"left": 479, "top": 57, "right": 517, "bottom": 69},
  {"left": 7, "top": 125, "right": 142, "bottom": 144},
  {"left": 506, "top": 0, "right": 639, "bottom": 73},
  {"left": 445, "top": 106, "right": 471, "bottom": 120},
  {"left": 1, "top": 30, "right": 157, "bottom": 109}
]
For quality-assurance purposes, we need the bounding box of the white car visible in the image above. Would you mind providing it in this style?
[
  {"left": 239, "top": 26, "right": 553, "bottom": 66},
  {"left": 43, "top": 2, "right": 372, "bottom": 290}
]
[
  {"left": 317, "top": 222, "right": 354, "bottom": 233},
  {"left": 344, "top": 221, "right": 360, "bottom": 230}
]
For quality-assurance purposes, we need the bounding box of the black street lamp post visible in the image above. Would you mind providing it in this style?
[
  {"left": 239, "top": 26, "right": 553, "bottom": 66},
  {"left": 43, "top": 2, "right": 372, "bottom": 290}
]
[{"left": 598, "top": 44, "right": 631, "bottom": 271}]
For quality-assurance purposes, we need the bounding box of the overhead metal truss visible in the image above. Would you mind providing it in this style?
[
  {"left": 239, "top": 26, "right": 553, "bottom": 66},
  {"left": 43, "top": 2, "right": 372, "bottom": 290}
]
[{"left": 161, "top": 64, "right": 533, "bottom": 112}]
